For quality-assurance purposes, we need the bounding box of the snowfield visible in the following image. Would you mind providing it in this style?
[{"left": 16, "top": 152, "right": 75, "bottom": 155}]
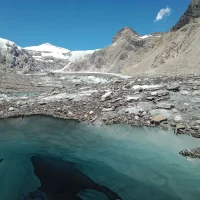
[{"left": 24, "top": 43, "right": 98, "bottom": 62}]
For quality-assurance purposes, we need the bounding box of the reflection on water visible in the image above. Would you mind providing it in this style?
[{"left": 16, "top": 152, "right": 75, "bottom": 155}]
[{"left": 0, "top": 116, "right": 200, "bottom": 200}]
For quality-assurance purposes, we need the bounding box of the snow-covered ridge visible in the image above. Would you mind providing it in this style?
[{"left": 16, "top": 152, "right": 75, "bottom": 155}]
[
  {"left": 24, "top": 43, "right": 70, "bottom": 53},
  {"left": 24, "top": 43, "right": 98, "bottom": 62},
  {"left": 0, "top": 38, "right": 21, "bottom": 50}
]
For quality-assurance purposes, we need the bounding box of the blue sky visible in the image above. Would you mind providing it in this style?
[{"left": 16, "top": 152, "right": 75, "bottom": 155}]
[{"left": 0, "top": 0, "right": 190, "bottom": 50}]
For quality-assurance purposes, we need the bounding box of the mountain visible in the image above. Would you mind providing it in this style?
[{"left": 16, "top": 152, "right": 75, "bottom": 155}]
[
  {"left": 0, "top": 38, "right": 36, "bottom": 72},
  {"left": 171, "top": 0, "right": 200, "bottom": 31},
  {"left": 65, "top": 28, "right": 163, "bottom": 73},
  {"left": 0, "top": 39, "right": 97, "bottom": 72},
  {"left": 63, "top": 0, "right": 200, "bottom": 75},
  {"left": 24, "top": 43, "right": 97, "bottom": 71},
  {"left": 1, "top": 0, "right": 200, "bottom": 75}
]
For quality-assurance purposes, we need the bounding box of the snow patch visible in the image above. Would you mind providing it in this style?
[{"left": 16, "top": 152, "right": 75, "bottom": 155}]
[{"left": 139, "top": 35, "right": 152, "bottom": 39}]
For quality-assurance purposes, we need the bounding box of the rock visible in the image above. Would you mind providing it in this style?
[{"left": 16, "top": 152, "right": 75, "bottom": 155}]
[
  {"left": 170, "top": 123, "right": 176, "bottom": 127},
  {"left": 192, "top": 86, "right": 198, "bottom": 90},
  {"left": 146, "top": 97, "right": 154, "bottom": 101},
  {"left": 174, "top": 115, "right": 183, "bottom": 123},
  {"left": 194, "top": 91, "right": 200, "bottom": 96},
  {"left": 150, "top": 109, "right": 172, "bottom": 119},
  {"left": 179, "top": 147, "right": 200, "bottom": 159},
  {"left": 151, "top": 91, "right": 158, "bottom": 96},
  {"left": 195, "top": 120, "right": 200, "bottom": 125},
  {"left": 101, "top": 91, "right": 112, "bottom": 101},
  {"left": 51, "top": 91, "right": 59, "bottom": 95},
  {"left": 120, "top": 107, "right": 144, "bottom": 115},
  {"left": 176, "top": 124, "right": 185, "bottom": 130},
  {"left": 89, "top": 110, "right": 94, "bottom": 115},
  {"left": 179, "top": 149, "right": 193, "bottom": 157},
  {"left": 39, "top": 102, "right": 47, "bottom": 105},
  {"left": 102, "top": 107, "right": 115, "bottom": 112},
  {"left": 124, "top": 83, "right": 133, "bottom": 89},
  {"left": 134, "top": 116, "right": 139, "bottom": 120},
  {"left": 111, "top": 98, "right": 121, "bottom": 103},
  {"left": 172, "top": 109, "right": 179, "bottom": 113},
  {"left": 167, "top": 83, "right": 180, "bottom": 91},
  {"left": 126, "top": 96, "right": 140, "bottom": 102},
  {"left": 156, "top": 103, "right": 174, "bottom": 110},
  {"left": 134, "top": 87, "right": 143, "bottom": 92},
  {"left": 181, "top": 90, "right": 189, "bottom": 95},
  {"left": 151, "top": 115, "right": 167, "bottom": 124},
  {"left": 161, "top": 91, "right": 169, "bottom": 96},
  {"left": 56, "top": 107, "right": 62, "bottom": 112},
  {"left": 191, "top": 125, "right": 200, "bottom": 130},
  {"left": 8, "top": 107, "right": 15, "bottom": 111}
]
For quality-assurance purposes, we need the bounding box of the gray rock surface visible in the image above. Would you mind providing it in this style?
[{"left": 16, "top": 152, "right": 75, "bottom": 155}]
[{"left": 171, "top": 0, "right": 200, "bottom": 31}]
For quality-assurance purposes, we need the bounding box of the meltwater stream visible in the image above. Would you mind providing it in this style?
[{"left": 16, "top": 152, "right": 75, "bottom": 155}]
[{"left": 0, "top": 116, "right": 200, "bottom": 200}]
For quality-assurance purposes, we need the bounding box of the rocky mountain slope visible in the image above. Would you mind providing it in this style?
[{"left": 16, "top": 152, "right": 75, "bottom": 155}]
[
  {"left": 65, "top": 0, "right": 200, "bottom": 75},
  {"left": 0, "top": 38, "right": 36, "bottom": 72}
]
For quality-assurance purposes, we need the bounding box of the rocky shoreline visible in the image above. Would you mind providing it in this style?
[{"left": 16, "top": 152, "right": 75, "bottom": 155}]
[{"left": 1, "top": 72, "right": 200, "bottom": 158}]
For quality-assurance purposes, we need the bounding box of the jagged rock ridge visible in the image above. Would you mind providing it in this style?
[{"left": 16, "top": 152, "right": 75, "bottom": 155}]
[
  {"left": 171, "top": 0, "right": 200, "bottom": 31},
  {"left": 0, "top": 38, "right": 36, "bottom": 72}
]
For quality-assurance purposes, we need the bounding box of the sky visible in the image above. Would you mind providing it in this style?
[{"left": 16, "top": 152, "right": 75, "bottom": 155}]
[{"left": 0, "top": 0, "right": 191, "bottom": 50}]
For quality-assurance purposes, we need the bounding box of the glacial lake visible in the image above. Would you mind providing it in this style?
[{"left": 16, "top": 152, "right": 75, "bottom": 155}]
[{"left": 0, "top": 115, "right": 200, "bottom": 200}]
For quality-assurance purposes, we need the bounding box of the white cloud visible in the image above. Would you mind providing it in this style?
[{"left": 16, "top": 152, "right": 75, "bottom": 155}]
[{"left": 155, "top": 7, "right": 171, "bottom": 22}]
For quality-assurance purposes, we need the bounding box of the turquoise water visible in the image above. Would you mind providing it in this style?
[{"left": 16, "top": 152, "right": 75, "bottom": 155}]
[{"left": 0, "top": 116, "right": 200, "bottom": 200}]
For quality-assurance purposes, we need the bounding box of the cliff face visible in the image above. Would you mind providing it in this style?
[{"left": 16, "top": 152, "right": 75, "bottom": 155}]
[
  {"left": 171, "top": 0, "right": 200, "bottom": 31},
  {"left": 0, "top": 38, "right": 36, "bottom": 72}
]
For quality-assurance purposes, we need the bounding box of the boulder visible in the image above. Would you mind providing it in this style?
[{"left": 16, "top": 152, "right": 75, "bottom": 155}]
[
  {"left": 174, "top": 115, "right": 183, "bottom": 123},
  {"left": 167, "top": 83, "right": 180, "bottom": 91},
  {"left": 126, "top": 96, "right": 140, "bottom": 102},
  {"left": 151, "top": 115, "right": 167, "bottom": 123},
  {"left": 102, "top": 107, "right": 115, "bottom": 112},
  {"left": 8, "top": 107, "right": 15, "bottom": 111},
  {"left": 101, "top": 91, "right": 112, "bottom": 101},
  {"left": 146, "top": 97, "right": 154, "bottom": 101},
  {"left": 156, "top": 103, "right": 174, "bottom": 110},
  {"left": 176, "top": 124, "right": 185, "bottom": 130}
]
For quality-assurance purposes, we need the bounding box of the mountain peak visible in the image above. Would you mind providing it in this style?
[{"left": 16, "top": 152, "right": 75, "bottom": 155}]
[
  {"left": 24, "top": 43, "right": 70, "bottom": 53},
  {"left": 112, "top": 27, "right": 138, "bottom": 43},
  {"left": 171, "top": 0, "right": 200, "bottom": 31}
]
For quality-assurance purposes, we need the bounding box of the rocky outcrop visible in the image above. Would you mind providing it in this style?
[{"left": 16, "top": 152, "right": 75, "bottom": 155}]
[
  {"left": 171, "top": 0, "right": 200, "bottom": 31},
  {"left": 0, "top": 38, "right": 37, "bottom": 71},
  {"left": 179, "top": 147, "right": 200, "bottom": 158},
  {"left": 112, "top": 27, "right": 138, "bottom": 43}
]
